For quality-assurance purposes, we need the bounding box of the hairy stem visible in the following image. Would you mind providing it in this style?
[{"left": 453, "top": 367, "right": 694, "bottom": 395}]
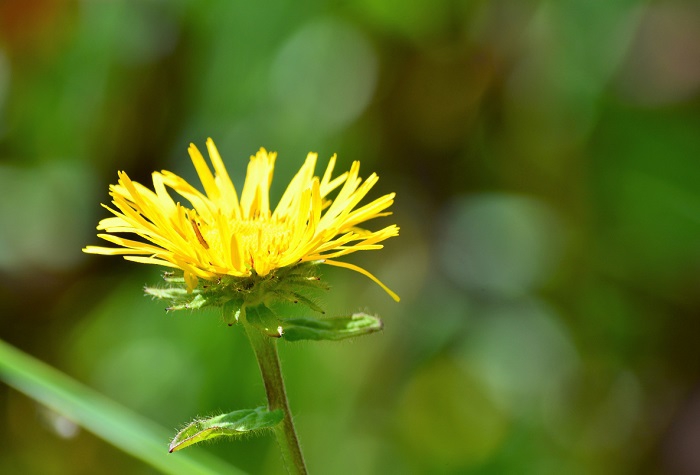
[{"left": 244, "top": 321, "right": 307, "bottom": 474}]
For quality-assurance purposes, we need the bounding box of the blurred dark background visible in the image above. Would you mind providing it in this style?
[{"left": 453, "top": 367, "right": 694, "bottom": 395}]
[{"left": 2, "top": 0, "right": 700, "bottom": 473}]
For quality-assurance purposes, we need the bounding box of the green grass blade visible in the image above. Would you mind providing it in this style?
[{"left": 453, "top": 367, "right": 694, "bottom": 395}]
[{"left": 0, "top": 339, "right": 245, "bottom": 475}]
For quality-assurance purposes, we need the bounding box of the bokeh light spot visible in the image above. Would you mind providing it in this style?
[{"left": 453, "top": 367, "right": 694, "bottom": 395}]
[
  {"left": 270, "top": 18, "right": 378, "bottom": 135},
  {"left": 439, "top": 193, "right": 565, "bottom": 296},
  {"left": 396, "top": 357, "right": 509, "bottom": 469}
]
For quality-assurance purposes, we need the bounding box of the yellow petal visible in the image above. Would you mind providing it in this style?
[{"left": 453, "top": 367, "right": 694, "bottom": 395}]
[{"left": 322, "top": 259, "right": 400, "bottom": 302}]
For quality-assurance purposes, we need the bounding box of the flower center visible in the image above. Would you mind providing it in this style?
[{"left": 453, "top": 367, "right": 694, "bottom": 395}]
[{"left": 233, "top": 218, "right": 292, "bottom": 256}]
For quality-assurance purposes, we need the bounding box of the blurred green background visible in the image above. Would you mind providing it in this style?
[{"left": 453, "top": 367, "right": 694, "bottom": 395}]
[{"left": 2, "top": 0, "right": 700, "bottom": 473}]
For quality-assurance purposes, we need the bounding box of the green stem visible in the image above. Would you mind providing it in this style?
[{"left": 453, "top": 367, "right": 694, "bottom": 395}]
[{"left": 244, "top": 321, "right": 307, "bottom": 474}]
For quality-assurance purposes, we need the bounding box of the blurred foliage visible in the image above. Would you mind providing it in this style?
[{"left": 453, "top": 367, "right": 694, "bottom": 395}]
[{"left": 3, "top": 0, "right": 700, "bottom": 473}]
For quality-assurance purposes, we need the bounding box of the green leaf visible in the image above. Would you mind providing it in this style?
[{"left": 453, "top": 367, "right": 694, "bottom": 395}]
[
  {"left": 244, "top": 304, "right": 284, "bottom": 337},
  {"left": 0, "top": 339, "right": 243, "bottom": 475},
  {"left": 281, "top": 313, "right": 384, "bottom": 342},
  {"left": 169, "top": 407, "right": 284, "bottom": 453}
]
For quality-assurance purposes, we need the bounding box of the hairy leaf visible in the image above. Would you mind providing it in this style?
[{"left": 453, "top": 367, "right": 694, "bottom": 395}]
[
  {"left": 281, "top": 313, "right": 383, "bottom": 342},
  {"left": 169, "top": 407, "right": 283, "bottom": 453}
]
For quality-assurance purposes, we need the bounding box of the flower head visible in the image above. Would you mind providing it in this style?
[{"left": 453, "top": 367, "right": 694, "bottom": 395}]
[{"left": 84, "top": 139, "right": 399, "bottom": 301}]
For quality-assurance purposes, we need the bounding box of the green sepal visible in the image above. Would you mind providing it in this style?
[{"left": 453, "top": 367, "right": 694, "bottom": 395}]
[
  {"left": 168, "top": 294, "right": 208, "bottom": 311},
  {"left": 145, "top": 264, "right": 328, "bottom": 315},
  {"left": 169, "top": 407, "right": 283, "bottom": 453},
  {"left": 144, "top": 285, "right": 210, "bottom": 312},
  {"left": 162, "top": 272, "right": 186, "bottom": 284},
  {"left": 244, "top": 304, "right": 284, "bottom": 338},
  {"left": 221, "top": 298, "right": 244, "bottom": 326},
  {"left": 280, "top": 313, "right": 383, "bottom": 342},
  {"left": 144, "top": 286, "right": 189, "bottom": 300},
  {"left": 271, "top": 291, "right": 325, "bottom": 314}
]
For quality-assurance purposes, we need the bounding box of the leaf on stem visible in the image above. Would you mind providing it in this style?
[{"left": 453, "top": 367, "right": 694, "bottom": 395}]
[
  {"left": 169, "top": 407, "right": 284, "bottom": 453},
  {"left": 245, "top": 304, "right": 284, "bottom": 337},
  {"left": 281, "top": 312, "right": 383, "bottom": 342}
]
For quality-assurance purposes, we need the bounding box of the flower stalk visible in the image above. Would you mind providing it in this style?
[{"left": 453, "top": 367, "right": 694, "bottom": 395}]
[{"left": 243, "top": 316, "right": 307, "bottom": 474}]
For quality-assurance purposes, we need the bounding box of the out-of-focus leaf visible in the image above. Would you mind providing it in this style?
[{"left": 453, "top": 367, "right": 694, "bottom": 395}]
[
  {"left": 281, "top": 313, "right": 383, "bottom": 342},
  {"left": 169, "top": 407, "right": 283, "bottom": 453},
  {"left": 0, "top": 339, "right": 244, "bottom": 475}
]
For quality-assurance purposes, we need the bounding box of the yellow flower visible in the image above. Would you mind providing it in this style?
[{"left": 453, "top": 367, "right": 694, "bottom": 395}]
[{"left": 83, "top": 139, "right": 399, "bottom": 301}]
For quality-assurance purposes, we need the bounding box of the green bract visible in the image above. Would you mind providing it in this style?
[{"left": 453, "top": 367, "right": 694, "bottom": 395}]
[{"left": 145, "top": 263, "right": 328, "bottom": 317}]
